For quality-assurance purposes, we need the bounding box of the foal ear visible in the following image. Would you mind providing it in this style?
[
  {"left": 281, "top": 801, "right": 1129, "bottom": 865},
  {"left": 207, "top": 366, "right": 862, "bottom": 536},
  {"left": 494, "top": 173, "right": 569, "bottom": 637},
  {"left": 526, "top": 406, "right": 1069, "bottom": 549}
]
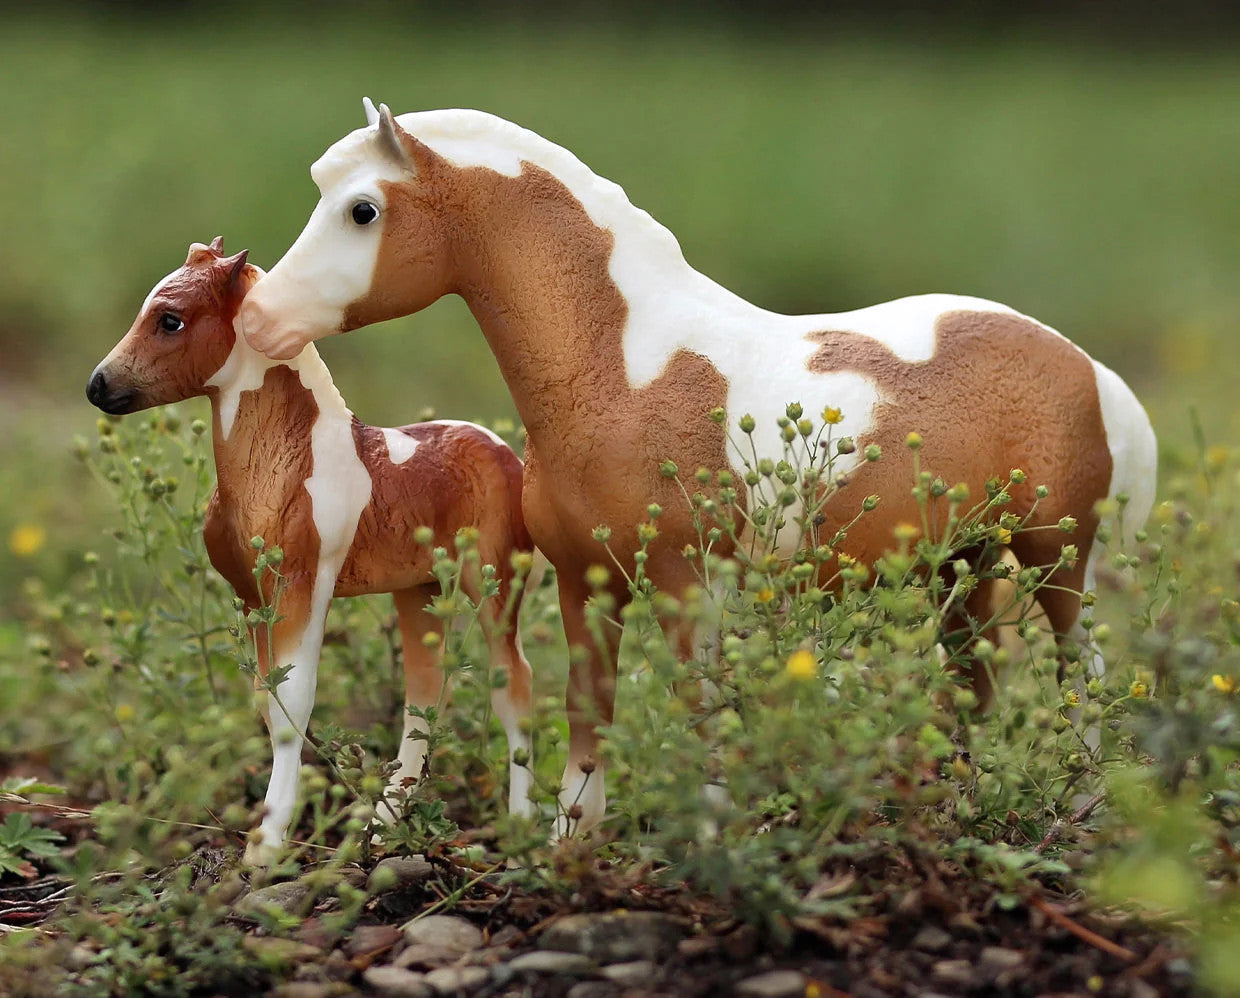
[
  {"left": 376, "top": 102, "right": 436, "bottom": 175},
  {"left": 185, "top": 242, "right": 217, "bottom": 267},
  {"left": 362, "top": 96, "right": 380, "bottom": 127},
  {"left": 209, "top": 236, "right": 225, "bottom": 254}
]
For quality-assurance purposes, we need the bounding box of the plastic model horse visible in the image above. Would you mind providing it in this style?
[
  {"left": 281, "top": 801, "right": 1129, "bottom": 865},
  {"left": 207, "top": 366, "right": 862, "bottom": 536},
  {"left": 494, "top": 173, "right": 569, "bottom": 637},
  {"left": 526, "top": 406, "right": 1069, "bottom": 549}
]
[
  {"left": 238, "top": 103, "right": 1158, "bottom": 835},
  {"left": 88, "top": 238, "right": 535, "bottom": 864}
]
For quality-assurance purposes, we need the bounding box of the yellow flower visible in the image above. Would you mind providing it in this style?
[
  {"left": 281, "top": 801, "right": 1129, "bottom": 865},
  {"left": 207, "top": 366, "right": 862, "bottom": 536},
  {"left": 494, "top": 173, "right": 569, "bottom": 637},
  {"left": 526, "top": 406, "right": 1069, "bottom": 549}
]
[
  {"left": 756, "top": 587, "right": 776, "bottom": 604},
  {"left": 821, "top": 406, "right": 843, "bottom": 425},
  {"left": 1129, "top": 680, "right": 1148, "bottom": 699},
  {"left": 805, "top": 983, "right": 822, "bottom": 998},
  {"left": 995, "top": 526, "right": 1013, "bottom": 545},
  {"left": 905, "top": 431, "right": 923, "bottom": 450},
  {"left": 8, "top": 523, "right": 46, "bottom": 558},
  {"left": 786, "top": 649, "right": 817, "bottom": 680},
  {"left": 1213, "top": 674, "right": 1237, "bottom": 694},
  {"left": 893, "top": 523, "right": 919, "bottom": 543}
]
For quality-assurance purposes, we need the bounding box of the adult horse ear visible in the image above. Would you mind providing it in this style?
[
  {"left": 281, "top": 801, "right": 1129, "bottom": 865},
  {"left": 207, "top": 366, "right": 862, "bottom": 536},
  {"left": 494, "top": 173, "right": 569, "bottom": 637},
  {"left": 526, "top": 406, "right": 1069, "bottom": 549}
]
[
  {"left": 376, "top": 102, "right": 436, "bottom": 175},
  {"left": 363, "top": 96, "right": 380, "bottom": 127},
  {"left": 224, "top": 249, "right": 250, "bottom": 291}
]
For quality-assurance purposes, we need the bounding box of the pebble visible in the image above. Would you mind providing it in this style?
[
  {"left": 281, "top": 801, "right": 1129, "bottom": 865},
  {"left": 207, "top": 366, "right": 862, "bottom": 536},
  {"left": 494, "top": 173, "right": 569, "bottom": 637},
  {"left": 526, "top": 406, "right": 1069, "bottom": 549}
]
[
  {"left": 911, "top": 925, "right": 953, "bottom": 953},
  {"left": 977, "top": 946, "right": 1024, "bottom": 981},
  {"left": 931, "top": 959, "right": 975, "bottom": 990},
  {"left": 394, "top": 944, "right": 471, "bottom": 970},
  {"left": 345, "top": 923, "right": 403, "bottom": 958},
  {"left": 735, "top": 970, "right": 808, "bottom": 998},
  {"left": 403, "top": 914, "right": 485, "bottom": 952},
  {"left": 424, "top": 965, "right": 490, "bottom": 994},
  {"left": 362, "top": 965, "right": 432, "bottom": 998},
  {"left": 566, "top": 983, "right": 616, "bottom": 998},
  {"left": 240, "top": 936, "right": 322, "bottom": 963},
  {"left": 539, "top": 911, "right": 687, "bottom": 962},
  {"left": 600, "top": 960, "right": 657, "bottom": 985},
  {"left": 508, "top": 950, "right": 596, "bottom": 975},
  {"left": 235, "top": 880, "right": 313, "bottom": 917},
  {"left": 269, "top": 984, "right": 349, "bottom": 998},
  {"left": 368, "top": 855, "right": 436, "bottom": 894}
]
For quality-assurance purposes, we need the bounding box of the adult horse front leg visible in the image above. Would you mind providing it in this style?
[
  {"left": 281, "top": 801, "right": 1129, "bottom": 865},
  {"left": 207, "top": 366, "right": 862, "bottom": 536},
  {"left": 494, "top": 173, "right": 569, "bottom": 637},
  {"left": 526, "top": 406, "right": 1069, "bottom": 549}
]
[
  {"left": 555, "top": 575, "right": 623, "bottom": 838},
  {"left": 244, "top": 571, "right": 328, "bottom": 867}
]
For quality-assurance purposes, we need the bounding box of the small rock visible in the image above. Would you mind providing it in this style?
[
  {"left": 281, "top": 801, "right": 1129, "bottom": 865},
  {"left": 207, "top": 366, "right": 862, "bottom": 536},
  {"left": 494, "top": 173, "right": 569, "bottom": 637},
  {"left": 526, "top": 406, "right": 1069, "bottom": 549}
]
[
  {"left": 270, "top": 985, "right": 347, "bottom": 998},
  {"left": 241, "top": 936, "right": 322, "bottom": 963},
  {"left": 735, "top": 969, "right": 808, "bottom": 998},
  {"left": 369, "top": 855, "right": 436, "bottom": 894},
  {"left": 567, "top": 983, "right": 615, "bottom": 998},
  {"left": 676, "top": 936, "right": 719, "bottom": 959},
  {"left": 236, "top": 880, "right": 313, "bottom": 916},
  {"left": 509, "top": 950, "right": 596, "bottom": 975},
  {"left": 395, "top": 944, "right": 470, "bottom": 970},
  {"left": 911, "top": 926, "right": 953, "bottom": 953},
  {"left": 931, "top": 959, "right": 975, "bottom": 989},
  {"left": 539, "top": 911, "right": 688, "bottom": 962},
  {"left": 424, "top": 965, "right": 490, "bottom": 994},
  {"left": 601, "top": 961, "right": 657, "bottom": 986},
  {"left": 403, "top": 914, "right": 485, "bottom": 952},
  {"left": 346, "top": 923, "right": 404, "bottom": 958},
  {"left": 363, "top": 965, "right": 432, "bottom": 997},
  {"left": 978, "top": 946, "right": 1024, "bottom": 981},
  {"left": 321, "top": 949, "right": 354, "bottom": 981},
  {"left": 488, "top": 924, "right": 525, "bottom": 949}
]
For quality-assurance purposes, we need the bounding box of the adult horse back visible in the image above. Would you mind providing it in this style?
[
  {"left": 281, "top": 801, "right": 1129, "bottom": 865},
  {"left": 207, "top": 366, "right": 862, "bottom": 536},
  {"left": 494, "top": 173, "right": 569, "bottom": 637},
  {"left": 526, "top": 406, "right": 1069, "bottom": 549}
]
[{"left": 240, "top": 101, "right": 1157, "bottom": 836}]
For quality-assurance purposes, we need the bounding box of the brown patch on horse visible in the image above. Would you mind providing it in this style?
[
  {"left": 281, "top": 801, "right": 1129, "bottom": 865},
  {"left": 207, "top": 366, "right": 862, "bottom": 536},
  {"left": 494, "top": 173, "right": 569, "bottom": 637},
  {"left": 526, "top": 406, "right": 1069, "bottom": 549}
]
[
  {"left": 205, "top": 365, "right": 322, "bottom": 606},
  {"left": 806, "top": 310, "right": 1112, "bottom": 631},
  {"left": 361, "top": 157, "right": 736, "bottom": 585},
  {"left": 338, "top": 421, "right": 531, "bottom": 596}
]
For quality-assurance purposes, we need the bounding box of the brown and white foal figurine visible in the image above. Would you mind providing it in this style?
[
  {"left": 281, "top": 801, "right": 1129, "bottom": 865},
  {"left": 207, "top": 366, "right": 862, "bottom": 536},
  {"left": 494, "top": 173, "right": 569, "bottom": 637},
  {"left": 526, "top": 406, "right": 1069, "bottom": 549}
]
[{"left": 87, "top": 239, "right": 534, "bottom": 865}]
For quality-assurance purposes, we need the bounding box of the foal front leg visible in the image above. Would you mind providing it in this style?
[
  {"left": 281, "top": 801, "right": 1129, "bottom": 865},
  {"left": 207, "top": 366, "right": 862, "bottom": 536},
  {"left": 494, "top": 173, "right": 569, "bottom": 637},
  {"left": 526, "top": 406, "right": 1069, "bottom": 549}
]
[{"left": 245, "top": 574, "right": 329, "bottom": 867}]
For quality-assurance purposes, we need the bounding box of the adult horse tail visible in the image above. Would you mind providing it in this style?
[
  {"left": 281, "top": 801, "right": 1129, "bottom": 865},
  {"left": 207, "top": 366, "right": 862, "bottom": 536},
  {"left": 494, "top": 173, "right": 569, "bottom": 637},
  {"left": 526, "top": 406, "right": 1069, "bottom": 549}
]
[{"left": 1092, "top": 359, "right": 1158, "bottom": 550}]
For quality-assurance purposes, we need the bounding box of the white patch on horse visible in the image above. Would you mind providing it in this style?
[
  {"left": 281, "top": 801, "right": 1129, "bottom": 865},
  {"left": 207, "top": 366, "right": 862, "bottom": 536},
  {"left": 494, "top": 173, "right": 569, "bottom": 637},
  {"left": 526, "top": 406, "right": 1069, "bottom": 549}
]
[
  {"left": 370, "top": 113, "right": 1046, "bottom": 514},
  {"left": 432, "top": 418, "right": 510, "bottom": 449},
  {"left": 382, "top": 428, "right": 419, "bottom": 464}
]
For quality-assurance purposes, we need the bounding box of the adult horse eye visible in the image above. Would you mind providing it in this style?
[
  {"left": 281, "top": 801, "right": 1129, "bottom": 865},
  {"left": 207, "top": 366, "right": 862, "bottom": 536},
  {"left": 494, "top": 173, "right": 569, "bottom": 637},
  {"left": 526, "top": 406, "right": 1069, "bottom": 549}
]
[
  {"left": 351, "top": 201, "right": 380, "bottom": 226},
  {"left": 158, "top": 313, "right": 184, "bottom": 334}
]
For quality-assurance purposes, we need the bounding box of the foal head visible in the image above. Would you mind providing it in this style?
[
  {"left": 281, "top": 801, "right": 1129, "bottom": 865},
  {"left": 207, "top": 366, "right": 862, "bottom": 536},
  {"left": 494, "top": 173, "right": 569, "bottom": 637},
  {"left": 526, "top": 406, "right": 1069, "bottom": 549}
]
[
  {"left": 88, "top": 238, "right": 255, "bottom": 414},
  {"left": 240, "top": 100, "right": 454, "bottom": 360}
]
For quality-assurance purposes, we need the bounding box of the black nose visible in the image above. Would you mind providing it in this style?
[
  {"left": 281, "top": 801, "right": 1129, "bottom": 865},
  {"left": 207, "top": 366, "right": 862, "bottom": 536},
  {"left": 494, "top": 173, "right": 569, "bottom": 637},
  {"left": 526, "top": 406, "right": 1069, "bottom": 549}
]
[{"left": 87, "top": 370, "right": 108, "bottom": 406}]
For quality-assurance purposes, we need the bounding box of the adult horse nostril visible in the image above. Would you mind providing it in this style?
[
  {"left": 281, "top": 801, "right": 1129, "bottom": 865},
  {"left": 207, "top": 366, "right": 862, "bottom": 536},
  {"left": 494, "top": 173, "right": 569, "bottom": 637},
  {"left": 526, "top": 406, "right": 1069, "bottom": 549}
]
[{"left": 87, "top": 370, "right": 107, "bottom": 405}]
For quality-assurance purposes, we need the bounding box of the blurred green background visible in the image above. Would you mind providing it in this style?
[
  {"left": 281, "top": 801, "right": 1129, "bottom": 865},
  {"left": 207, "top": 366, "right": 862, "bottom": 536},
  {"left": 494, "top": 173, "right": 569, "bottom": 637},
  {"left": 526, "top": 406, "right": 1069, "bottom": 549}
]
[{"left": 3, "top": 5, "right": 1239, "bottom": 605}]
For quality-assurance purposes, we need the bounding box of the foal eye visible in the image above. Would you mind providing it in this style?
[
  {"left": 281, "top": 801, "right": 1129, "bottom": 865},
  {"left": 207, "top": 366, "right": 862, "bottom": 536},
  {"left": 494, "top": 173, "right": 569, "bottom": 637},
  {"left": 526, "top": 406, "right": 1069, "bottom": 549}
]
[
  {"left": 351, "top": 200, "right": 380, "bottom": 226},
  {"left": 158, "top": 313, "right": 184, "bottom": 334}
]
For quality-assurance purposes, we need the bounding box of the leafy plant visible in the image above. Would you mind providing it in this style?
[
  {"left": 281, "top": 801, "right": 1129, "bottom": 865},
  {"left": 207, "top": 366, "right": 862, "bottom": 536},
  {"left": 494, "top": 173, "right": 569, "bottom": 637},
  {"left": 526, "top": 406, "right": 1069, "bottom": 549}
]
[{"left": 0, "top": 812, "right": 63, "bottom": 878}]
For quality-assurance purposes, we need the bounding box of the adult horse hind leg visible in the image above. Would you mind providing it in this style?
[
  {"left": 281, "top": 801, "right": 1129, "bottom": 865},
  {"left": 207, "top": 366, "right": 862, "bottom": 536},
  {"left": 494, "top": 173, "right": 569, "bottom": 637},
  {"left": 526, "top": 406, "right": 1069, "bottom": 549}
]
[
  {"left": 380, "top": 584, "right": 445, "bottom": 824},
  {"left": 473, "top": 553, "right": 535, "bottom": 820}
]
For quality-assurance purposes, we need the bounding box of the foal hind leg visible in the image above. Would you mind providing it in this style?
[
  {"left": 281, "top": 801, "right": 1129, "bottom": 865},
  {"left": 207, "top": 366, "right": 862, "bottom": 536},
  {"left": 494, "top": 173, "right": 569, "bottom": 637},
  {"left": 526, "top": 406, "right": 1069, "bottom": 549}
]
[{"left": 379, "top": 584, "right": 445, "bottom": 824}]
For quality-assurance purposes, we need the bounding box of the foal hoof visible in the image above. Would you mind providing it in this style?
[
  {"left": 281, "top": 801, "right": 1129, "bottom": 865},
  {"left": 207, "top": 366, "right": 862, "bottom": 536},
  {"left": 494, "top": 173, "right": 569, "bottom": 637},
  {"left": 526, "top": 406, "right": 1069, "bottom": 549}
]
[{"left": 243, "top": 836, "right": 279, "bottom": 869}]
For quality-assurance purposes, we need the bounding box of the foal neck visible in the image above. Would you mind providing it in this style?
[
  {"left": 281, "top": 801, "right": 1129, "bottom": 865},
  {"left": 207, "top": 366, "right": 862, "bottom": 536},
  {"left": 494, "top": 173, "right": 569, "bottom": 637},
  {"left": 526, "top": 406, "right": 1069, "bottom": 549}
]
[{"left": 206, "top": 333, "right": 354, "bottom": 497}]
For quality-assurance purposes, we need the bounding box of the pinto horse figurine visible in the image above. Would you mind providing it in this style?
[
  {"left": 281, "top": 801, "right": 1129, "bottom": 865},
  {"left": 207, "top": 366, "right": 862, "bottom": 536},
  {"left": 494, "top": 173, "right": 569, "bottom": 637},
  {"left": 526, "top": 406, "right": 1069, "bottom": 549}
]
[
  {"left": 87, "top": 238, "right": 535, "bottom": 865},
  {"left": 239, "top": 102, "right": 1158, "bottom": 836}
]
